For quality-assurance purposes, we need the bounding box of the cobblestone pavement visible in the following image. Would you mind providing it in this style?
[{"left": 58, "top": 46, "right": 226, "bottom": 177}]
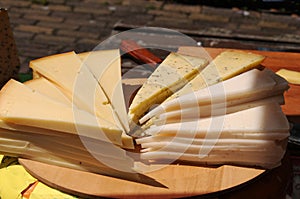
[{"left": 0, "top": 0, "right": 300, "bottom": 72}]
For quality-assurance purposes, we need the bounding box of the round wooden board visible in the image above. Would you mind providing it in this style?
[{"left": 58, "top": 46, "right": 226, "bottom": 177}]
[{"left": 19, "top": 158, "right": 264, "bottom": 198}]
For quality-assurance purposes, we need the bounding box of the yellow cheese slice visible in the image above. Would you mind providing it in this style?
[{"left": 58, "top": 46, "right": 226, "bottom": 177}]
[
  {"left": 128, "top": 52, "right": 208, "bottom": 126},
  {"left": 79, "top": 50, "right": 134, "bottom": 149},
  {"left": 0, "top": 79, "right": 123, "bottom": 146},
  {"left": 167, "top": 50, "right": 265, "bottom": 100},
  {"left": 24, "top": 77, "right": 71, "bottom": 106},
  {"left": 276, "top": 69, "right": 300, "bottom": 85},
  {"left": 29, "top": 52, "right": 135, "bottom": 148}
]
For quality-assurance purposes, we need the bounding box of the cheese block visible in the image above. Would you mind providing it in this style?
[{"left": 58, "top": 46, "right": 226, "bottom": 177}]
[
  {"left": 0, "top": 79, "right": 123, "bottom": 146},
  {"left": 128, "top": 52, "right": 208, "bottom": 126},
  {"left": 276, "top": 69, "right": 300, "bottom": 85},
  {"left": 167, "top": 50, "right": 265, "bottom": 100},
  {"left": 140, "top": 69, "right": 288, "bottom": 123},
  {"left": 24, "top": 77, "right": 71, "bottom": 106},
  {"left": 79, "top": 50, "right": 134, "bottom": 148}
]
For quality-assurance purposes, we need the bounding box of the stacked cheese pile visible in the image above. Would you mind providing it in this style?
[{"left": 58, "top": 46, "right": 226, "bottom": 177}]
[
  {"left": 130, "top": 50, "right": 290, "bottom": 169},
  {"left": 0, "top": 48, "right": 290, "bottom": 179},
  {"left": 0, "top": 50, "right": 141, "bottom": 179}
]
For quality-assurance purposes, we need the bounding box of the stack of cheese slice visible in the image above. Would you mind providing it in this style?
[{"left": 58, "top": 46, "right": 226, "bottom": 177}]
[{"left": 136, "top": 68, "right": 290, "bottom": 169}]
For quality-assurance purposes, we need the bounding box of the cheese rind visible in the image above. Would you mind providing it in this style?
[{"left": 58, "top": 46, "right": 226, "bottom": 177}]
[
  {"left": 168, "top": 50, "right": 265, "bottom": 100},
  {"left": 128, "top": 52, "right": 208, "bottom": 125}
]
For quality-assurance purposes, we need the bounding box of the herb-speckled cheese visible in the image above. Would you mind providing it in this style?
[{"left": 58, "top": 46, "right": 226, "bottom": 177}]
[
  {"left": 128, "top": 52, "right": 208, "bottom": 126},
  {"left": 167, "top": 50, "right": 265, "bottom": 100}
]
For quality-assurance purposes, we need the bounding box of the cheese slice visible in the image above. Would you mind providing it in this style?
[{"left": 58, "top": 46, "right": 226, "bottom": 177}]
[
  {"left": 24, "top": 77, "right": 71, "bottom": 106},
  {"left": 276, "top": 69, "right": 300, "bottom": 85},
  {"left": 140, "top": 103, "right": 289, "bottom": 138},
  {"left": 0, "top": 79, "right": 123, "bottom": 146},
  {"left": 167, "top": 50, "right": 265, "bottom": 100},
  {"left": 128, "top": 52, "right": 208, "bottom": 126},
  {"left": 140, "top": 69, "right": 288, "bottom": 123},
  {"left": 79, "top": 50, "right": 134, "bottom": 149}
]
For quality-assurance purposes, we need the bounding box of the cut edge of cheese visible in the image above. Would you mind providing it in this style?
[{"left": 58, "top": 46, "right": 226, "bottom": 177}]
[
  {"left": 128, "top": 52, "right": 208, "bottom": 127},
  {"left": 78, "top": 50, "right": 134, "bottom": 149}
]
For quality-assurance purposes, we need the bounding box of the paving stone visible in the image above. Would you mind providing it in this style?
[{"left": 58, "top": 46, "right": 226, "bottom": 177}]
[
  {"left": 9, "top": 7, "right": 51, "bottom": 16},
  {"left": 148, "top": 9, "right": 187, "bottom": 18},
  {"left": 15, "top": 24, "right": 53, "bottom": 34},
  {"left": 37, "top": 21, "right": 79, "bottom": 30},
  {"left": 51, "top": 10, "right": 92, "bottom": 19},
  {"left": 163, "top": 3, "right": 201, "bottom": 14},
  {"left": 189, "top": 13, "right": 229, "bottom": 23},
  {"left": 24, "top": 14, "right": 64, "bottom": 23},
  {"left": 74, "top": 6, "right": 111, "bottom": 15},
  {"left": 34, "top": 34, "right": 76, "bottom": 45},
  {"left": 46, "top": 4, "right": 72, "bottom": 12},
  {"left": 0, "top": 0, "right": 31, "bottom": 8},
  {"left": 56, "top": 29, "right": 100, "bottom": 39}
]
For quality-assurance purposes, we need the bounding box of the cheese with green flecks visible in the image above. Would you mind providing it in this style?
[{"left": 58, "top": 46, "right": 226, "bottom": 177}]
[
  {"left": 167, "top": 50, "right": 265, "bottom": 100},
  {"left": 128, "top": 52, "right": 208, "bottom": 126}
]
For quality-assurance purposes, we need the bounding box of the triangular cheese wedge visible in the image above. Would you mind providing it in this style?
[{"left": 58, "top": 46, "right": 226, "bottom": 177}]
[
  {"left": 79, "top": 50, "right": 134, "bottom": 149},
  {"left": 29, "top": 52, "right": 134, "bottom": 148},
  {"left": 128, "top": 52, "right": 208, "bottom": 126},
  {"left": 167, "top": 50, "right": 265, "bottom": 100},
  {"left": 0, "top": 79, "right": 123, "bottom": 146},
  {"left": 24, "top": 77, "right": 71, "bottom": 106}
]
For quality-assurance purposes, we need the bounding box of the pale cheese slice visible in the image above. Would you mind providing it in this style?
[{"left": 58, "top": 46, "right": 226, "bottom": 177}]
[
  {"left": 24, "top": 77, "right": 71, "bottom": 106},
  {"left": 140, "top": 69, "right": 288, "bottom": 123},
  {"left": 128, "top": 52, "right": 208, "bottom": 125},
  {"left": 78, "top": 50, "right": 134, "bottom": 149},
  {"left": 0, "top": 79, "right": 123, "bottom": 146},
  {"left": 276, "top": 69, "right": 300, "bottom": 85},
  {"left": 167, "top": 50, "right": 265, "bottom": 100}
]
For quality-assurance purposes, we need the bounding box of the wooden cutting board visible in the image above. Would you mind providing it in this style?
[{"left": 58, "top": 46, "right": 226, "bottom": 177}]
[{"left": 19, "top": 47, "right": 299, "bottom": 198}]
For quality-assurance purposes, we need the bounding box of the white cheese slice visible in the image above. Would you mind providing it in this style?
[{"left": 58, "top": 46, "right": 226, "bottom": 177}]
[
  {"left": 79, "top": 50, "right": 134, "bottom": 149},
  {"left": 167, "top": 50, "right": 265, "bottom": 100},
  {"left": 141, "top": 103, "right": 290, "bottom": 137},
  {"left": 140, "top": 69, "right": 288, "bottom": 123},
  {"left": 24, "top": 77, "right": 71, "bottom": 106},
  {"left": 154, "top": 95, "right": 284, "bottom": 125},
  {"left": 128, "top": 52, "right": 208, "bottom": 125},
  {"left": 0, "top": 79, "right": 123, "bottom": 146}
]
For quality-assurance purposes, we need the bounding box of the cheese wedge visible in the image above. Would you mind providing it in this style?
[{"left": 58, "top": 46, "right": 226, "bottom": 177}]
[
  {"left": 276, "top": 69, "right": 300, "bottom": 85},
  {"left": 0, "top": 79, "right": 123, "bottom": 146},
  {"left": 30, "top": 51, "right": 135, "bottom": 149},
  {"left": 128, "top": 52, "right": 208, "bottom": 126},
  {"left": 167, "top": 50, "right": 265, "bottom": 100},
  {"left": 24, "top": 77, "right": 71, "bottom": 106},
  {"left": 79, "top": 50, "right": 134, "bottom": 148}
]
